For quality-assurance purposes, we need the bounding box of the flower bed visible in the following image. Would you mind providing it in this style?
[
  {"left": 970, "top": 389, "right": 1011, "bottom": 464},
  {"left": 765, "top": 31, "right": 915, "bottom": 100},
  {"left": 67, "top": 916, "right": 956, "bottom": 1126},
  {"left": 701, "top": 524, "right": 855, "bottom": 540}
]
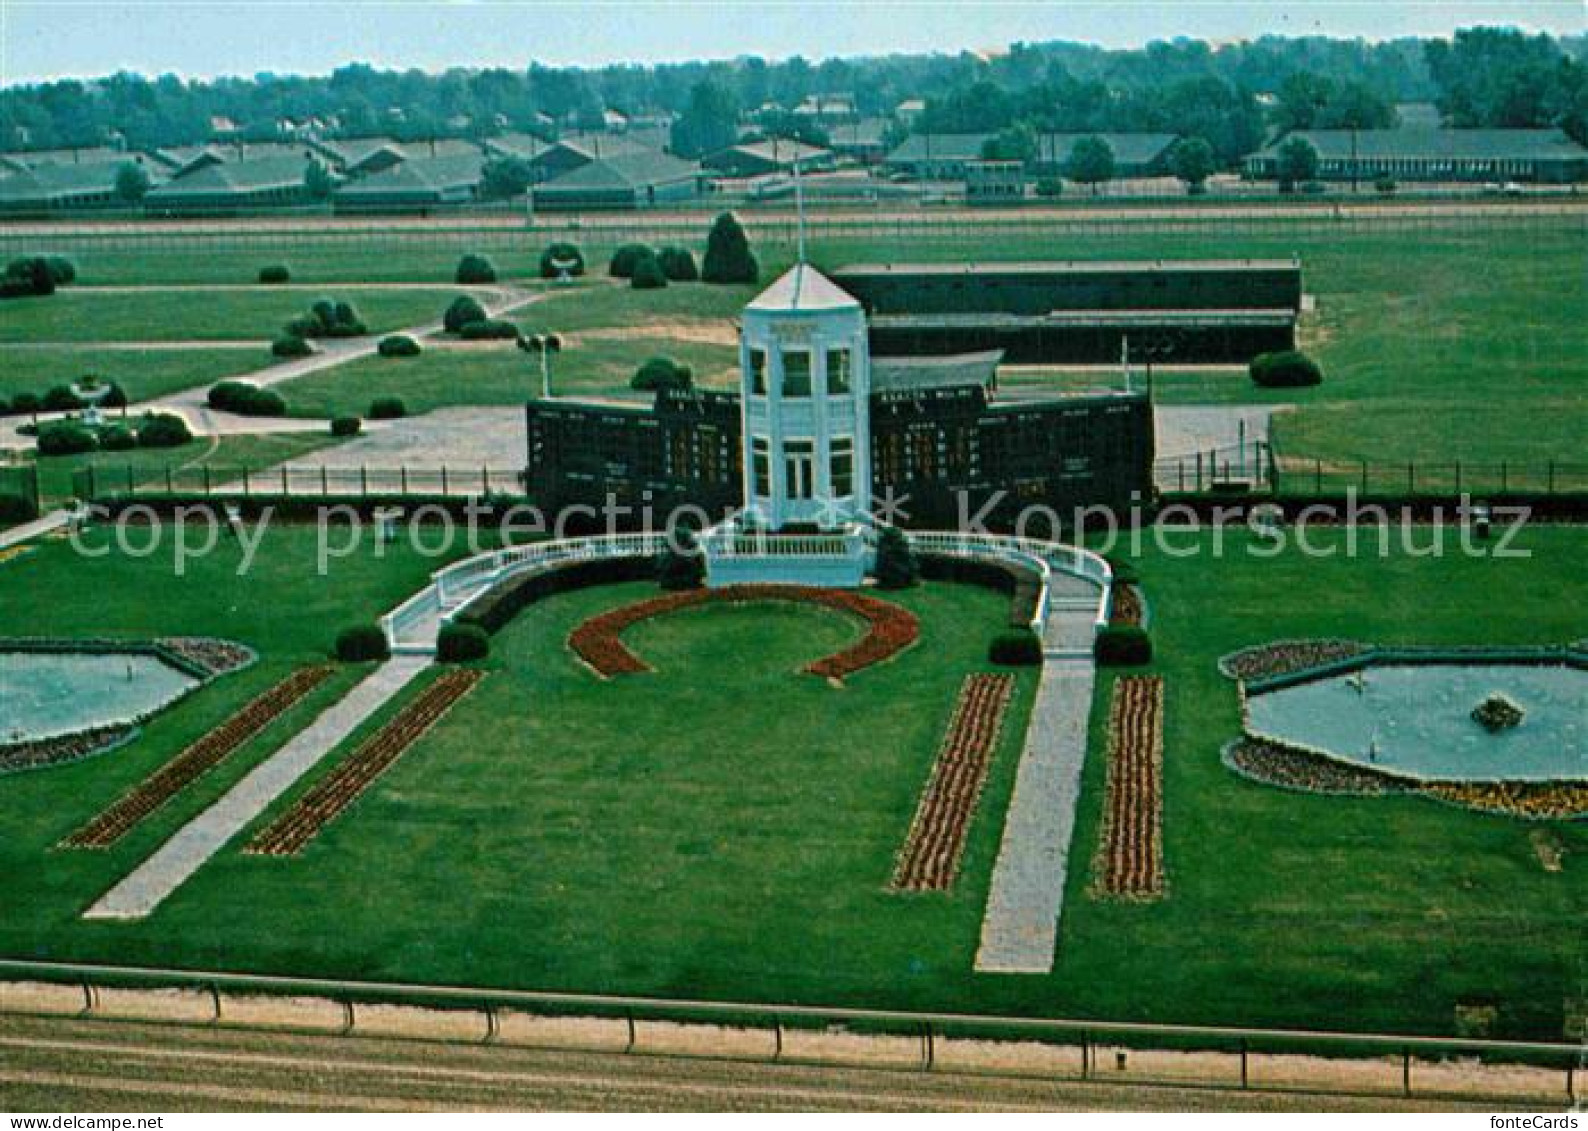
[
  {"left": 61, "top": 666, "right": 334, "bottom": 849},
  {"left": 1218, "top": 639, "right": 1368, "bottom": 682},
  {"left": 1109, "top": 582, "right": 1146, "bottom": 629},
  {"left": 1223, "top": 735, "right": 1412, "bottom": 797},
  {"left": 890, "top": 673, "right": 1015, "bottom": 892},
  {"left": 0, "top": 724, "right": 134, "bottom": 775},
  {"left": 568, "top": 585, "right": 920, "bottom": 683},
  {"left": 1421, "top": 780, "right": 1588, "bottom": 821},
  {"left": 155, "top": 637, "right": 255, "bottom": 677},
  {"left": 247, "top": 669, "right": 482, "bottom": 856},
  {"left": 1092, "top": 676, "right": 1167, "bottom": 899}
]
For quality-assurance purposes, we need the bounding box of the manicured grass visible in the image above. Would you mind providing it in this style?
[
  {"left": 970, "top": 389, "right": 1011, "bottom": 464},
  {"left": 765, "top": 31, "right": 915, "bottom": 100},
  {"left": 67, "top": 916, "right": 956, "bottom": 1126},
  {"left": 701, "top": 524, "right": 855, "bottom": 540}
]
[
  {"left": 0, "top": 288, "right": 462, "bottom": 343},
  {"left": 0, "top": 346, "right": 271, "bottom": 404},
  {"left": 276, "top": 338, "right": 740, "bottom": 417},
  {"left": 0, "top": 246, "right": 526, "bottom": 286},
  {"left": 28, "top": 432, "right": 345, "bottom": 505}
]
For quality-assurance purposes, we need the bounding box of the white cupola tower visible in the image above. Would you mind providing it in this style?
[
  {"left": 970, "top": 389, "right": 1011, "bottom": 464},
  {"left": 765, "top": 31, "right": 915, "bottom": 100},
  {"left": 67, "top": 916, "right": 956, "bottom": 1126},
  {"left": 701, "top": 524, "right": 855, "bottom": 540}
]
[{"left": 738, "top": 264, "right": 872, "bottom": 530}]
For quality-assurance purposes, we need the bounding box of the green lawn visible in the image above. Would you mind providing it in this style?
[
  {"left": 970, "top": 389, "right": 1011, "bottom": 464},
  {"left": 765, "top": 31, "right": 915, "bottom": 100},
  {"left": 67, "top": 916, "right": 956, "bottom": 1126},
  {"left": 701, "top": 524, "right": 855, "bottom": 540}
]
[
  {"left": 0, "top": 288, "right": 462, "bottom": 343},
  {"left": 276, "top": 339, "right": 740, "bottom": 417},
  {"left": 0, "top": 246, "right": 529, "bottom": 286},
  {"left": 0, "top": 525, "right": 1581, "bottom": 1038},
  {"left": 0, "top": 346, "right": 272, "bottom": 404},
  {"left": 28, "top": 432, "right": 344, "bottom": 505}
]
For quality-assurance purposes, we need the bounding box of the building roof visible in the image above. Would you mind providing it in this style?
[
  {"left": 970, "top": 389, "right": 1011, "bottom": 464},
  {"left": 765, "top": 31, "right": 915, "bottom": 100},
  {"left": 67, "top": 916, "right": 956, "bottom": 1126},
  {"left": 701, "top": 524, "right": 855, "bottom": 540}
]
[
  {"left": 836, "top": 258, "right": 1299, "bottom": 277},
  {"left": 534, "top": 148, "right": 699, "bottom": 192},
  {"left": 0, "top": 145, "right": 134, "bottom": 169},
  {"left": 147, "top": 154, "right": 312, "bottom": 199},
  {"left": 333, "top": 152, "right": 484, "bottom": 198},
  {"left": 0, "top": 161, "right": 132, "bottom": 202},
  {"left": 885, "top": 133, "right": 992, "bottom": 164},
  {"left": 708, "top": 138, "right": 832, "bottom": 169},
  {"left": 1033, "top": 132, "right": 1178, "bottom": 166},
  {"left": 872, "top": 350, "right": 1003, "bottom": 392},
  {"left": 482, "top": 131, "right": 553, "bottom": 159},
  {"left": 746, "top": 264, "right": 861, "bottom": 313},
  {"left": 828, "top": 118, "right": 890, "bottom": 149},
  {"left": 1255, "top": 127, "right": 1588, "bottom": 162}
]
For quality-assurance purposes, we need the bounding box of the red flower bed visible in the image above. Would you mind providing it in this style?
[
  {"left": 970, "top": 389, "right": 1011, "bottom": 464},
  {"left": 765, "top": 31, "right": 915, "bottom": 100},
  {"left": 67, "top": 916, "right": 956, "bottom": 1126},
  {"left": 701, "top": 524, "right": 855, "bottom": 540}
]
[
  {"left": 247, "top": 669, "right": 482, "bottom": 857},
  {"left": 62, "top": 666, "right": 334, "bottom": 849},
  {"left": 891, "top": 673, "right": 1015, "bottom": 892},
  {"left": 1109, "top": 583, "right": 1145, "bottom": 628},
  {"left": 568, "top": 584, "right": 919, "bottom": 683},
  {"left": 1093, "top": 675, "right": 1166, "bottom": 899}
]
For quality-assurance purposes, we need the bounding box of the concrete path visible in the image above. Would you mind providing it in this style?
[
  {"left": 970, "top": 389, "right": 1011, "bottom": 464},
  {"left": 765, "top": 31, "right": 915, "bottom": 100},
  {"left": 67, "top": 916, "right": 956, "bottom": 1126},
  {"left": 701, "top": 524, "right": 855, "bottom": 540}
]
[
  {"left": 84, "top": 656, "right": 430, "bottom": 920},
  {"left": 975, "top": 655, "right": 1097, "bottom": 974},
  {"left": 0, "top": 509, "right": 70, "bottom": 550}
]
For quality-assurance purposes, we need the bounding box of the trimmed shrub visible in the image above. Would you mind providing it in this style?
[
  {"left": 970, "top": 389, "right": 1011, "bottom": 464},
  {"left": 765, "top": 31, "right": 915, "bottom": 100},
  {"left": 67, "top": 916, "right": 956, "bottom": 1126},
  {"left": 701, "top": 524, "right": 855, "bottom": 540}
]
[
  {"left": 1374, "top": 176, "right": 1398, "bottom": 194},
  {"left": 988, "top": 628, "right": 1044, "bottom": 666},
  {"left": 331, "top": 416, "right": 362, "bottom": 438},
  {"left": 42, "top": 385, "right": 84, "bottom": 412},
  {"left": 1035, "top": 177, "right": 1064, "bottom": 198},
  {"left": 1250, "top": 350, "right": 1324, "bottom": 389},
  {"left": 443, "top": 294, "right": 488, "bottom": 333},
  {"left": 369, "top": 396, "right": 408, "bottom": 420},
  {"left": 436, "top": 622, "right": 490, "bottom": 662},
  {"left": 458, "top": 318, "right": 520, "bottom": 341},
  {"left": 100, "top": 381, "right": 128, "bottom": 409},
  {"left": 334, "top": 624, "right": 391, "bottom": 662},
  {"left": 136, "top": 413, "right": 193, "bottom": 448},
  {"left": 0, "top": 396, "right": 9, "bottom": 416},
  {"left": 377, "top": 334, "right": 421, "bottom": 357},
  {"left": 657, "top": 246, "right": 699, "bottom": 282},
  {"left": 44, "top": 257, "right": 76, "bottom": 285},
  {"left": 1095, "top": 624, "right": 1153, "bottom": 666},
  {"left": 455, "top": 253, "right": 498, "bottom": 284},
  {"left": 271, "top": 334, "right": 312, "bottom": 358},
  {"left": 630, "top": 356, "right": 693, "bottom": 392},
  {"left": 208, "top": 381, "right": 285, "bottom": 417},
  {"left": 608, "top": 244, "right": 654, "bottom": 279},
  {"left": 454, "top": 557, "right": 655, "bottom": 635},
  {"left": 701, "top": 212, "right": 758, "bottom": 284},
  {"left": 289, "top": 298, "right": 366, "bottom": 339},
  {"left": 873, "top": 525, "right": 918, "bottom": 590},
  {"left": 258, "top": 264, "right": 291, "bottom": 284},
  {"left": 630, "top": 252, "right": 668, "bottom": 290},
  {"left": 99, "top": 424, "right": 137, "bottom": 451},
  {"left": 10, "top": 392, "right": 41, "bottom": 415},
  {"left": 36, "top": 421, "right": 98, "bottom": 457},
  {"left": 656, "top": 529, "right": 705, "bottom": 590},
  {"left": 0, "top": 492, "right": 39, "bottom": 524},
  {"left": 540, "top": 242, "right": 585, "bottom": 279}
]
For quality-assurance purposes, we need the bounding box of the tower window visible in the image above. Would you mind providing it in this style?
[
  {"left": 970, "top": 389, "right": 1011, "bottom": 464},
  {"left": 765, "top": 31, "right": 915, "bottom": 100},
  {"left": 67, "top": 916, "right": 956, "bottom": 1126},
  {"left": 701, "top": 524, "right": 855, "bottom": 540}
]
[
  {"left": 826, "top": 349, "right": 851, "bottom": 395},
  {"left": 751, "top": 437, "right": 771, "bottom": 496},
  {"left": 781, "top": 351, "right": 811, "bottom": 397},
  {"left": 749, "top": 348, "right": 767, "bottom": 395},
  {"left": 831, "top": 437, "right": 854, "bottom": 497}
]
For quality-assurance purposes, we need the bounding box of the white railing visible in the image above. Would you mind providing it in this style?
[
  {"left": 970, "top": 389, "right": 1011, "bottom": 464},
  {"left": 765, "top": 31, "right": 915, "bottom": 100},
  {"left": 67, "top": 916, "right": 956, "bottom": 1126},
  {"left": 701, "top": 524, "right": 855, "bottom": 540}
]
[{"left": 905, "top": 532, "right": 1114, "bottom": 634}]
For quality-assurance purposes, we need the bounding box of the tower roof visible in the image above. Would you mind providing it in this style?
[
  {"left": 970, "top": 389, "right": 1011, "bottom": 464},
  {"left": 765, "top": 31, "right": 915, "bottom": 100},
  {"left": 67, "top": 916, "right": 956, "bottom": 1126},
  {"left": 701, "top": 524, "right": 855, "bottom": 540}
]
[{"left": 745, "top": 264, "right": 860, "bottom": 314}]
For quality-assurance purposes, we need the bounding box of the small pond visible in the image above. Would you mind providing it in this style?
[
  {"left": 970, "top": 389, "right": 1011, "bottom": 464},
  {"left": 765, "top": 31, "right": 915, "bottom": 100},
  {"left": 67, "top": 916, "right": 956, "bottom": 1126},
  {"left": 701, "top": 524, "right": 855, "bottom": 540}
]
[
  {"left": 0, "top": 650, "right": 200, "bottom": 743},
  {"left": 1246, "top": 663, "right": 1587, "bottom": 783}
]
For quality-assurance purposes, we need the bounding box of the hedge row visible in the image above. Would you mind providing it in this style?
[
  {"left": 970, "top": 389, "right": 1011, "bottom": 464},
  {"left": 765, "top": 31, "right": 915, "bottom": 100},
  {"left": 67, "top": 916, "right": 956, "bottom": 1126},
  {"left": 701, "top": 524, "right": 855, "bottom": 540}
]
[{"left": 454, "top": 556, "right": 655, "bottom": 635}]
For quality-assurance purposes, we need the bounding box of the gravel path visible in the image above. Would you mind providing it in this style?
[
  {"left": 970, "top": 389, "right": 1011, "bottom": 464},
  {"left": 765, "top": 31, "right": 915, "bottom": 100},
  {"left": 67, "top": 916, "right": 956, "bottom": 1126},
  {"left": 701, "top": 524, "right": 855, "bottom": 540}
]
[
  {"left": 976, "top": 645, "right": 1097, "bottom": 974},
  {"left": 83, "top": 657, "right": 430, "bottom": 920}
]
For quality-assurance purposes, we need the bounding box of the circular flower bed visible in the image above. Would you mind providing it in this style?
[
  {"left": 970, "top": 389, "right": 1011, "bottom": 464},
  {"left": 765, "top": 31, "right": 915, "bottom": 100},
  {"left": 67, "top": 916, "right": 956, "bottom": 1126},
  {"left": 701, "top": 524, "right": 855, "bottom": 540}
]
[{"left": 568, "top": 584, "right": 919, "bottom": 682}]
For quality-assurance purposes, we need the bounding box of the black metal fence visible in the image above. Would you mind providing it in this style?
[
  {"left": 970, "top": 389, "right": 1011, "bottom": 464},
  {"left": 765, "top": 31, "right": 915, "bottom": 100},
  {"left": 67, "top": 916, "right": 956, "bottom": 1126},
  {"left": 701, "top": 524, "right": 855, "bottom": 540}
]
[
  {"left": 1272, "top": 457, "right": 1588, "bottom": 497},
  {"left": 74, "top": 463, "right": 524, "bottom": 502}
]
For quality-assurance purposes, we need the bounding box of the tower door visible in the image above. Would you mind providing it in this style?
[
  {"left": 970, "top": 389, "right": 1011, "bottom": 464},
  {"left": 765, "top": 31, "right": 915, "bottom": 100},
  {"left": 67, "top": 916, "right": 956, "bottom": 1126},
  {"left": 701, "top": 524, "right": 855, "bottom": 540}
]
[{"left": 783, "top": 440, "right": 815, "bottom": 500}]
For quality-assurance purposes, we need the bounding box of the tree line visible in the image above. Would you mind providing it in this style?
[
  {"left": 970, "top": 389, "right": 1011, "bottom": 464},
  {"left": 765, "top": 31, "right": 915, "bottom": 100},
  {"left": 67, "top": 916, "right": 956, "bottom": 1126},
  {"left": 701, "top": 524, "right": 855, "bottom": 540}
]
[{"left": 2, "top": 28, "right": 1584, "bottom": 158}]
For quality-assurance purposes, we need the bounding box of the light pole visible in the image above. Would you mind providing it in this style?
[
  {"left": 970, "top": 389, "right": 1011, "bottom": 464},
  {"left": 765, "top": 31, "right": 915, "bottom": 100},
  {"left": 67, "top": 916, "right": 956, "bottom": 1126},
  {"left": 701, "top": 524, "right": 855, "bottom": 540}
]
[{"left": 518, "top": 332, "right": 563, "bottom": 399}]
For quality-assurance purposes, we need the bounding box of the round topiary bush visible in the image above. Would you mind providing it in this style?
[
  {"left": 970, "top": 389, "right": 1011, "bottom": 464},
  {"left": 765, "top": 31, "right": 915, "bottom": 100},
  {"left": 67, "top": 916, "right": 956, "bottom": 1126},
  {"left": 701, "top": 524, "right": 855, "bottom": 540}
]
[
  {"left": 42, "top": 385, "right": 83, "bottom": 412},
  {"left": 36, "top": 421, "right": 98, "bottom": 457},
  {"left": 455, "top": 253, "right": 498, "bottom": 284},
  {"left": 657, "top": 246, "right": 699, "bottom": 282},
  {"left": 271, "top": 334, "right": 313, "bottom": 358},
  {"left": 335, "top": 624, "right": 391, "bottom": 662},
  {"left": 100, "top": 381, "right": 128, "bottom": 409},
  {"left": 10, "top": 392, "right": 41, "bottom": 415},
  {"left": 331, "top": 415, "right": 362, "bottom": 438},
  {"left": 458, "top": 318, "right": 520, "bottom": 341},
  {"left": 45, "top": 256, "right": 76, "bottom": 285},
  {"left": 988, "top": 628, "right": 1044, "bottom": 666},
  {"left": 369, "top": 396, "right": 408, "bottom": 420},
  {"left": 0, "top": 492, "right": 39, "bottom": 524},
  {"left": 608, "top": 244, "right": 654, "bottom": 279},
  {"left": 443, "top": 294, "right": 489, "bottom": 333},
  {"left": 0, "top": 396, "right": 11, "bottom": 417},
  {"left": 1250, "top": 350, "right": 1323, "bottom": 389},
  {"left": 99, "top": 424, "right": 137, "bottom": 451},
  {"left": 136, "top": 413, "right": 193, "bottom": 448},
  {"left": 436, "top": 622, "right": 490, "bottom": 662},
  {"left": 873, "top": 525, "right": 918, "bottom": 590},
  {"left": 208, "top": 381, "right": 285, "bottom": 417},
  {"left": 258, "top": 265, "right": 291, "bottom": 284},
  {"left": 701, "top": 212, "right": 758, "bottom": 284},
  {"left": 630, "top": 252, "right": 668, "bottom": 290},
  {"left": 630, "top": 356, "right": 693, "bottom": 392},
  {"left": 377, "top": 334, "right": 421, "bottom": 358},
  {"left": 539, "top": 242, "right": 585, "bottom": 279},
  {"left": 1095, "top": 624, "right": 1153, "bottom": 666}
]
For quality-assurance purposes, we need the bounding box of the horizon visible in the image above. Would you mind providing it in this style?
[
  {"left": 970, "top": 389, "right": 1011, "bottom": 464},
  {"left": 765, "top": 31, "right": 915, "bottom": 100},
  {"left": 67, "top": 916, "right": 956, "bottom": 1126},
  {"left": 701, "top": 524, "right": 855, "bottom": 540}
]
[{"left": 1, "top": 1, "right": 1584, "bottom": 89}]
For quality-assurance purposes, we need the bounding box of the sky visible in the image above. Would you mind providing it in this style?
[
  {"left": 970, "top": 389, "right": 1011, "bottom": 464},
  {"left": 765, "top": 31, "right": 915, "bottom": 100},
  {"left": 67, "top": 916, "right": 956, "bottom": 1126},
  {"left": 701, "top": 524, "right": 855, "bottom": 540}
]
[{"left": 1, "top": 1, "right": 1583, "bottom": 86}]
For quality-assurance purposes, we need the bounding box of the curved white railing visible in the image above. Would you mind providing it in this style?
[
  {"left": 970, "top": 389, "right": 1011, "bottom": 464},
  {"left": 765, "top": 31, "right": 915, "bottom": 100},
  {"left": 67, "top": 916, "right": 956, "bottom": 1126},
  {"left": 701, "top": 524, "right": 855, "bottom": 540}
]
[{"left": 380, "top": 530, "right": 1112, "bottom": 652}]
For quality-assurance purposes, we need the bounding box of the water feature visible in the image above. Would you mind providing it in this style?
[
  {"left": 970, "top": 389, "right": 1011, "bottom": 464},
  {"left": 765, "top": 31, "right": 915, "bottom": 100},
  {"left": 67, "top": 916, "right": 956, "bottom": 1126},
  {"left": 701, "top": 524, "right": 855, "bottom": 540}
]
[
  {"left": 0, "top": 650, "right": 200, "bottom": 743},
  {"left": 1246, "top": 663, "right": 1586, "bottom": 783}
]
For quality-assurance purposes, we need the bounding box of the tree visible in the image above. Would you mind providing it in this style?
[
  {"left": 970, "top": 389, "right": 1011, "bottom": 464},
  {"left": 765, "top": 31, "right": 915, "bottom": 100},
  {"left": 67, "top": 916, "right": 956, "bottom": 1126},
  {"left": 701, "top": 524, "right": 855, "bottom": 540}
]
[
  {"left": 631, "top": 356, "right": 692, "bottom": 391},
  {"left": 981, "top": 122, "right": 1036, "bottom": 164},
  {"left": 1169, "top": 136, "right": 1216, "bottom": 194},
  {"left": 304, "top": 158, "right": 335, "bottom": 201},
  {"left": 480, "top": 156, "right": 533, "bottom": 200},
  {"left": 872, "top": 525, "right": 917, "bottom": 590},
  {"left": 1064, "top": 135, "right": 1115, "bottom": 193},
  {"left": 443, "top": 295, "right": 488, "bottom": 333},
  {"left": 114, "top": 161, "right": 151, "bottom": 203},
  {"left": 700, "top": 212, "right": 758, "bottom": 284},
  {"left": 1275, "top": 135, "right": 1320, "bottom": 191},
  {"left": 669, "top": 80, "right": 738, "bottom": 159}
]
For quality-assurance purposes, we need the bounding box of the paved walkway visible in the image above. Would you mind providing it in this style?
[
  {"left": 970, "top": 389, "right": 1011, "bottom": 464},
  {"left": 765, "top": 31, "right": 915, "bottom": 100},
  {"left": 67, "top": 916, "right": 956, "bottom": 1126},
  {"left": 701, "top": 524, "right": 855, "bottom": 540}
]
[
  {"left": 84, "top": 656, "right": 430, "bottom": 920},
  {"left": 0, "top": 509, "right": 70, "bottom": 551},
  {"left": 975, "top": 581, "right": 1102, "bottom": 974}
]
